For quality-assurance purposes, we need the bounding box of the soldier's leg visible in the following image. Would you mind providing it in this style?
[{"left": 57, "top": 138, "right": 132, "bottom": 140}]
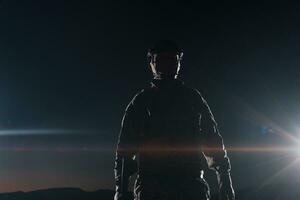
[
  {"left": 134, "top": 176, "right": 210, "bottom": 200},
  {"left": 134, "top": 177, "right": 166, "bottom": 200},
  {"left": 180, "top": 177, "right": 210, "bottom": 200}
]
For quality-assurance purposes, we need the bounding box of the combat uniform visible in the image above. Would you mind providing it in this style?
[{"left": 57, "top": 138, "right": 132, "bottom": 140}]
[{"left": 114, "top": 78, "right": 231, "bottom": 200}]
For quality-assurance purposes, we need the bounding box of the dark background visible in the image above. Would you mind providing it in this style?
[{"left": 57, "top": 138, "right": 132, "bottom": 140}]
[{"left": 0, "top": 0, "right": 299, "bottom": 197}]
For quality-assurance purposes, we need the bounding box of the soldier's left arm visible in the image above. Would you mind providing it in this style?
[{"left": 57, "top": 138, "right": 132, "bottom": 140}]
[{"left": 193, "top": 89, "right": 235, "bottom": 200}]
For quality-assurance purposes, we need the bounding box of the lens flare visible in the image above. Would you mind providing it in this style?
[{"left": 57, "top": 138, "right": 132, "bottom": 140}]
[{"left": 0, "top": 129, "right": 99, "bottom": 136}]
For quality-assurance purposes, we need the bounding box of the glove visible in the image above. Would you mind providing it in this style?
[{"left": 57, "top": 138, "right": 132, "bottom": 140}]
[
  {"left": 217, "top": 171, "right": 235, "bottom": 200},
  {"left": 114, "top": 191, "right": 133, "bottom": 200}
]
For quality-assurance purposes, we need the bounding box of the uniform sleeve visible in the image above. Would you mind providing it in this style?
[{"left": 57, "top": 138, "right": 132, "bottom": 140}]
[
  {"left": 194, "top": 89, "right": 231, "bottom": 173},
  {"left": 114, "top": 92, "right": 144, "bottom": 195}
]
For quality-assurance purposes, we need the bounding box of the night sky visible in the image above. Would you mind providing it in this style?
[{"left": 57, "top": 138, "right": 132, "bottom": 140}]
[{"left": 0, "top": 0, "right": 300, "bottom": 194}]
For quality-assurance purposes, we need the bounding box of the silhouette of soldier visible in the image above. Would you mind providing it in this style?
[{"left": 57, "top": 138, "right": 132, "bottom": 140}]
[{"left": 114, "top": 40, "right": 235, "bottom": 200}]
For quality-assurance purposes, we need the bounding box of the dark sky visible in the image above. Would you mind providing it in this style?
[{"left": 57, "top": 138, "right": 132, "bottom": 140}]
[{"left": 0, "top": 0, "right": 300, "bottom": 193}]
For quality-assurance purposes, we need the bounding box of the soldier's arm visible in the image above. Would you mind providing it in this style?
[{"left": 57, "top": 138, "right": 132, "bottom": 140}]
[
  {"left": 114, "top": 92, "right": 144, "bottom": 200},
  {"left": 194, "top": 89, "right": 235, "bottom": 200},
  {"left": 197, "top": 93, "right": 231, "bottom": 173}
]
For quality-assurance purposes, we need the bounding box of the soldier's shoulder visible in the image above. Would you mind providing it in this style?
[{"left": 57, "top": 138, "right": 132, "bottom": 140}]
[
  {"left": 182, "top": 85, "right": 203, "bottom": 99},
  {"left": 129, "top": 88, "right": 152, "bottom": 105},
  {"left": 124, "top": 89, "right": 145, "bottom": 112}
]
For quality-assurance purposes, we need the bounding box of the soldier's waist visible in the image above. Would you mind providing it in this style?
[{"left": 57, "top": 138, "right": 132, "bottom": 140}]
[
  {"left": 139, "top": 166, "right": 202, "bottom": 177},
  {"left": 139, "top": 171, "right": 203, "bottom": 183}
]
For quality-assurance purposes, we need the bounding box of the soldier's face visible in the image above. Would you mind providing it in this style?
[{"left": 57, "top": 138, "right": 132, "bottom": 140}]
[{"left": 150, "top": 52, "right": 181, "bottom": 78}]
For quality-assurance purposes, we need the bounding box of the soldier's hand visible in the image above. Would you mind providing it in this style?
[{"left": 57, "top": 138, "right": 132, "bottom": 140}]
[
  {"left": 217, "top": 172, "right": 235, "bottom": 200},
  {"left": 114, "top": 191, "right": 133, "bottom": 200}
]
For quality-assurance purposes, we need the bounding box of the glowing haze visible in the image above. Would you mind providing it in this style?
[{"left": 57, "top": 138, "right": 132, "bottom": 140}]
[{"left": 0, "top": 0, "right": 300, "bottom": 194}]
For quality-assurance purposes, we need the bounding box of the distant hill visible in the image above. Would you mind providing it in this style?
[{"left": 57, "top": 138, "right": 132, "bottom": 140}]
[
  {"left": 0, "top": 183, "right": 299, "bottom": 200},
  {"left": 0, "top": 188, "right": 115, "bottom": 200}
]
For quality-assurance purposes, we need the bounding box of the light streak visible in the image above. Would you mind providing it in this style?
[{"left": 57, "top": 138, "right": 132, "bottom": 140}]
[
  {"left": 0, "top": 129, "right": 100, "bottom": 136},
  {"left": 233, "top": 96, "right": 300, "bottom": 145},
  {"left": 2, "top": 145, "right": 296, "bottom": 153}
]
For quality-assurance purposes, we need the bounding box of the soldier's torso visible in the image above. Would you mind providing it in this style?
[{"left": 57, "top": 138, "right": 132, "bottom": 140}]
[{"left": 136, "top": 79, "right": 205, "bottom": 178}]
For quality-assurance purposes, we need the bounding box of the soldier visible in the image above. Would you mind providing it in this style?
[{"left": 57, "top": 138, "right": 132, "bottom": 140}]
[{"left": 114, "top": 40, "right": 235, "bottom": 200}]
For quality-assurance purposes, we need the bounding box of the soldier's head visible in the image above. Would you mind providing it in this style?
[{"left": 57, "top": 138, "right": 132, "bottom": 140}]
[{"left": 147, "top": 40, "right": 183, "bottom": 79}]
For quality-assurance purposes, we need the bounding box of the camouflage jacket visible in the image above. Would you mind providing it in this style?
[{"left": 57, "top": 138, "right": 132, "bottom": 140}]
[{"left": 114, "top": 78, "right": 231, "bottom": 198}]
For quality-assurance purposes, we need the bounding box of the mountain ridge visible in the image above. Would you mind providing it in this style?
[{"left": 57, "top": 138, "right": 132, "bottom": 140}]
[{"left": 0, "top": 184, "right": 299, "bottom": 200}]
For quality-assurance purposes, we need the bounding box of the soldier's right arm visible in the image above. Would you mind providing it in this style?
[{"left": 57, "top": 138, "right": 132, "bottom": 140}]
[{"left": 114, "top": 92, "right": 144, "bottom": 200}]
